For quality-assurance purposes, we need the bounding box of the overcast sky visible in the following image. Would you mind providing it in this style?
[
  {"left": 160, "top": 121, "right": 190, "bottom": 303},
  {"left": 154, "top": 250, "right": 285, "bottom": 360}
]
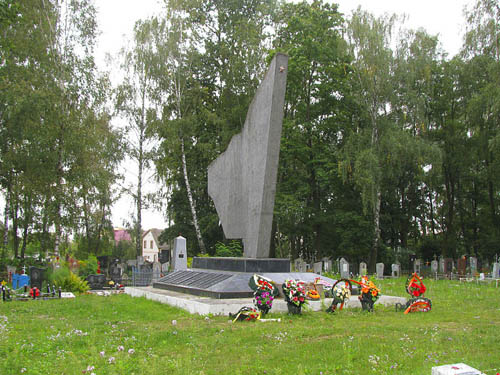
[{"left": 95, "top": 0, "right": 474, "bottom": 230}]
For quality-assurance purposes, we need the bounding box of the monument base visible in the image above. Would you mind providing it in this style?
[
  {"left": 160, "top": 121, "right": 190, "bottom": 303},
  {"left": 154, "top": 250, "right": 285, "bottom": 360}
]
[
  {"left": 152, "top": 270, "right": 335, "bottom": 299},
  {"left": 192, "top": 257, "right": 290, "bottom": 273}
]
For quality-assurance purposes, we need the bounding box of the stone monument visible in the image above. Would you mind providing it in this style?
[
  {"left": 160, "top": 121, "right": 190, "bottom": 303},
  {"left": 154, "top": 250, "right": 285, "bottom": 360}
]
[
  {"left": 153, "top": 54, "right": 337, "bottom": 298},
  {"left": 359, "top": 262, "right": 367, "bottom": 276},
  {"left": 391, "top": 263, "right": 401, "bottom": 277},
  {"left": 492, "top": 262, "right": 500, "bottom": 278},
  {"left": 376, "top": 263, "right": 384, "bottom": 279},
  {"left": 457, "top": 257, "right": 467, "bottom": 276},
  {"left": 208, "top": 53, "right": 288, "bottom": 258},
  {"left": 313, "top": 261, "right": 322, "bottom": 274},
  {"left": 340, "top": 258, "right": 350, "bottom": 279},
  {"left": 469, "top": 256, "right": 477, "bottom": 275},
  {"left": 171, "top": 236, "right": 187, "bottom": 272},
  {"left": 414, "top": 259, "right": 422, "bottom": 274},
  {"left": 431, "top": 260, "right": 438, "bottom": 275}
]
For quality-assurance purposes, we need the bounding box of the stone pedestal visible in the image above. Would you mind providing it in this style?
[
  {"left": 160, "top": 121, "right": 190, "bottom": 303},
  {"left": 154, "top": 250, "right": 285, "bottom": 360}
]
[
  {"left": 172, "top": 236, "right": 187, "bottom": 272},
  {"left": 192, "top": 257, "right": 290, "bottom": 273}
]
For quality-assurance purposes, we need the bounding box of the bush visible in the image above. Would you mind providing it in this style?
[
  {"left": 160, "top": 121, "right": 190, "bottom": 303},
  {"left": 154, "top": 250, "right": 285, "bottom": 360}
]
[
  {"left": 214, "top": 240, "right": 243, "bottom": 257},
  {"left": 49, "top": 266, "right": 89, "bottom": 294},
  {"left": 78, "top": 255, "right": 98, "bottom": 278}
]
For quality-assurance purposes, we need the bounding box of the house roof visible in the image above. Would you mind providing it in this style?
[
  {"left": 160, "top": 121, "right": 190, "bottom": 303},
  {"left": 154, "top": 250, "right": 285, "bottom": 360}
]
[
  {"left": 114, "top": 228, "right": 132, "bottom": 242},
  {"left": 142, "top": 228, "right": 169, "bottom": 250}
]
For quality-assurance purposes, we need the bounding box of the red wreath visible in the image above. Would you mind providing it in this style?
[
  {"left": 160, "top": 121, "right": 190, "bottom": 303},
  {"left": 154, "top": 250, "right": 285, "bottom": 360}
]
[
  {"left": 29, "top": 287, "right": 40, "bottom": 297},
  {"left": 406, "top": 273, "right": 426, "bottom": 297}
]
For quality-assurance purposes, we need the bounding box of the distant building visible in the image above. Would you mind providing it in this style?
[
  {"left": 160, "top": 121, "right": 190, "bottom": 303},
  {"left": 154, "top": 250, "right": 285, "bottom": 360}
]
[
  {"left": 114, "top": 228, "right": 132, "bottom": 244},
  {"left": 142, "top": 228, "right": 169, "bottom": 262}
]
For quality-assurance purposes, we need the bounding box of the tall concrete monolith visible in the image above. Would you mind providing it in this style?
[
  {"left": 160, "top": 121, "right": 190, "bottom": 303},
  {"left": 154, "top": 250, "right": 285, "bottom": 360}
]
[{"left": 208, "top": 53, "right": 288, "bottom": 258}]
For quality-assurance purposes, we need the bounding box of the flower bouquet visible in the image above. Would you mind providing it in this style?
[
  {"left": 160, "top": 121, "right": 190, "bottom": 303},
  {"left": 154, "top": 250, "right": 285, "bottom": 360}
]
[
  {"left": 249, "top": 274, "right": 278, "bottom": 315},
  {"left": 282, "top": 279, "right": 307, "bottom": 314},
  {"left": 358, "top": 276, "right": 380, "bottom": 312},
  {"left": 230, "top": 306, "right": 261, "bottom": 322}
]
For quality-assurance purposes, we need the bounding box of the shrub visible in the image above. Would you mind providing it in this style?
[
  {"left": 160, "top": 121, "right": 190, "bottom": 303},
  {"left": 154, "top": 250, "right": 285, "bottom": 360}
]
[
  {"left": 49, "top": 266, "right": 89, "bottom": 294},
  {"left": 78, "top": 255, "right": 98, "bottom": 278},
  {"left": 214, "top": 240, "right": 243, "bottom": 257}
]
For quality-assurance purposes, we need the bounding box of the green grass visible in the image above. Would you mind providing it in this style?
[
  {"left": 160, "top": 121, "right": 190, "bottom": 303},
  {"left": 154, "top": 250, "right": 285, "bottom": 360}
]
[{"left": 1, "top": 278, "right": 499, "bottom": 374}]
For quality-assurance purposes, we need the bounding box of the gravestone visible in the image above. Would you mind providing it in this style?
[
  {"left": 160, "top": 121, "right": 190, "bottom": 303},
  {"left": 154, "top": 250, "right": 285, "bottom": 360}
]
[
  {"left": 414, "top": 259, "right": 422, "bottom": 274},
  {"left": 294, "top": 258, "right": 307, "bottom": 273},
  {"left": 86, "top": 274, "right": 106, "bottom": 289},
  {"left": 376, "top": 263, "right": 384, "bottom": 279},
  {"left": 431, "top": 260, "right": 439, "bottom": 274},
  {"left": 159, "top": 250, "right": 170, "bottom": 264},
  {"left": 439, "top": 256, "right": 444, "bottom": 273},
  {"left": 152, "top": 262, "right": 162, "bottom": 282},
  {"left": 359, "top": 262, "right": 367, "bottom": 276},
  {"left": 29, "top": 267, "right": 46, "bottom": 289},
  {"left": 469, "top": 256, "right": 477, "bottom": 275},
  {"left": 492, "top": 263, "right": 500, "bottom": 278},
  {"left": 391, "top": 263, "right": 401, "bottom": 277},
  {"left": 171, "top": 236, "right": 187, "bottom": 272},
  {"left": 137, "top": 256, "right": 144, "bottom": 266},
  {"left": 457, "top": 257, "right": 467, "bottom": 276},
  {"left": 340, "top": 258, "right": 350, "bottom": 279},
  {"left": 444, "top": 258, "right": 454, "bottom": 274},
  {"left": 6, "top": 265, "right": 16, "bottom": 276},
  {"left": 207, "top": 53, "right": 288, "bottom": 258},
  {"left": 322, "top": 258, "right": 332, "bottom": 272},
  {"left": 313, "top": 261, "right": 322, "bottom": 274},
  {"left": 127, "top": 259, "right": 137, "bottom": 268},
  {"left": 109, "top": 261, "right": 122, "bottom": 283},
  {"left": 161, "top": 262, "right": 169, "bottom": 273}
]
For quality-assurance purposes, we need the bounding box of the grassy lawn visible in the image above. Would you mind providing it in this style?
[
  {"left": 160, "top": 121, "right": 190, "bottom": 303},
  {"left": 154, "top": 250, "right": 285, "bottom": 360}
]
[{"left": 1, "top": 278, "right": 499, "bottom": 375}]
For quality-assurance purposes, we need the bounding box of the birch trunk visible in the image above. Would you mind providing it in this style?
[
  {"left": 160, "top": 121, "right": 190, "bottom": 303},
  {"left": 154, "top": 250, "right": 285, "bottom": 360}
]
[{"left": 180, "top": 138, "right": 206, "bottom": 254}]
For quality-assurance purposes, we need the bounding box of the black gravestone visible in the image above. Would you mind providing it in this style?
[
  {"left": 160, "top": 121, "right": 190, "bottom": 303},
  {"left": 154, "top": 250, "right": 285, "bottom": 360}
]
[
  {"left": 29, "top": 267, "right": 46, "bottom": 289},
  {"left": 86, "top": 274, "right": 106, "bottom": 289},
  {"left": 159, "top": 250, "right": 170, "bottom": 264},
  {"left": 109, "top": 263, "right": 122, "bottom": 283}
]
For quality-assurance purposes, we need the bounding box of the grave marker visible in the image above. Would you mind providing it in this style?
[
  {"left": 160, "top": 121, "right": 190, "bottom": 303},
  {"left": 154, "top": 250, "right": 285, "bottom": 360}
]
[
  {"left": 444, "top": 258, "right": 454, "bottom": 275},
  {"left": 359, "top": 262, "right": 367, "bottom": 276},
  {"left": 313, "top": 261, "right": 322, "bottom": 274},
  {"left": 492, "top": 263, "right": 500, "bottom": 278},
  {"left": 376, "top": 263, "right": 384, "bottom": 279},
  {"left": 414, "top": 259, "right": 422, "bottom": 274},
  {"left": 391, "top": 263, "right": 401, "bottom": 277},
  {"left": 431, "top": 260, "right": 438, "bottom": 274},
  {"left": 469, "top": 256, "right": 477, "bottom": 275},
  {"left": 29, "top": 267, "right": 46, "bottom": 290},
  {"left": 457, "top": 257, "right": 467, "bottom": 276},
  {"left": 172, "top": 236, "right": 187, "bottom": 271},
  {"left": 340, "top": 258, "right": 349, "bottom": 279}
]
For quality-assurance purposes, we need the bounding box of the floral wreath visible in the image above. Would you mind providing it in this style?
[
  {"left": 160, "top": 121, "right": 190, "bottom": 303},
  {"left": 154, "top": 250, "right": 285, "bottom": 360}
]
[
  {"left": 249, "top": 274, "right": 278, "bottom": 311},
  {"left": 334, "top": 283, "right": 351, "bottom": 302}
]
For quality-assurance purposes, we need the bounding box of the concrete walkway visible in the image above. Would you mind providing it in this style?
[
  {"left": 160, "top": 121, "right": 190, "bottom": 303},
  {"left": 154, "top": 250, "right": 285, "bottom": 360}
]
[{"left": 125, "top": 286, "right": 406, "bottom": 316}]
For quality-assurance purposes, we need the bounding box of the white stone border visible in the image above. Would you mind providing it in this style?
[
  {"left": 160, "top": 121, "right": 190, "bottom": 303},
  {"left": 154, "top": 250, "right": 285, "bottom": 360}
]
[{"left": 125, "top": 287, "right": 406, "bottom": 316}]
